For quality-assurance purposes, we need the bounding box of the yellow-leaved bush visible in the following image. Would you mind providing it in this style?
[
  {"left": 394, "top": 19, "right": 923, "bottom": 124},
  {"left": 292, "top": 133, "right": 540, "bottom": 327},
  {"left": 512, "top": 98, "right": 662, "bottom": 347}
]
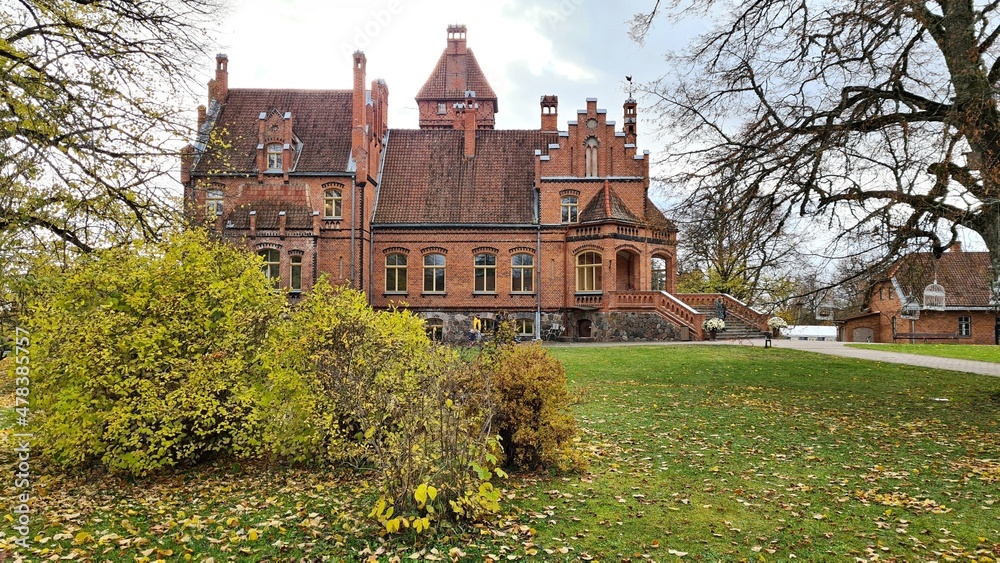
[
  {"left": 22, "top": 230, "right": 283, "bottom": 475},
  {"left": 254, "top": 280, "right": 504, "bottom": 528}
]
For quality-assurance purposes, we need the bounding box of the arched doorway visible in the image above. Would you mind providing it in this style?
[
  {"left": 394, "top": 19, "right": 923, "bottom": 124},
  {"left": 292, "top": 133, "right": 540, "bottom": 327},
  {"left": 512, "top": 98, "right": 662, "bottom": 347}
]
[{"left": 615, "top": 249, "right": 639, "bottom": 290}]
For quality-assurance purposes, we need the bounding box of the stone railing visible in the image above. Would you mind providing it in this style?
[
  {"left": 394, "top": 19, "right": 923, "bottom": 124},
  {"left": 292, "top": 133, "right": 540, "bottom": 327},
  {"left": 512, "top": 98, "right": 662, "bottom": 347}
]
[
  {"left": 609, "top": 290, "right": 705, "bottom": 340},
  {"left": 574, "top": 294, "right": 602, "bottom": 308},
  {"left": 675, "top": 293, "right": 769, "bottom": 331}
]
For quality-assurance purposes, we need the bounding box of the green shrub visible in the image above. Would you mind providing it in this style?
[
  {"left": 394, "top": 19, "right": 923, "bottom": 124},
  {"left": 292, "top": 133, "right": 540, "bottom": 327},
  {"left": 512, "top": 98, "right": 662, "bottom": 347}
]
[
  {"left": 484, "top": 335, "right": 580, "bottom": 471},
  {"left": 256, "top": 281, "right": 503, "bottom": 529},
  {"left": 22, "top": 229, "right": 283, "bottom": 475}
]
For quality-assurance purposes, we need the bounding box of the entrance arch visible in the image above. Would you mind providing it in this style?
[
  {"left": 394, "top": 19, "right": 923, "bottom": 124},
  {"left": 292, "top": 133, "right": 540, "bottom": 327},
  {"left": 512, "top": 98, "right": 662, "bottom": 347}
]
[{"left": 615, "top": 249, "right": 639, "bottom": 291}]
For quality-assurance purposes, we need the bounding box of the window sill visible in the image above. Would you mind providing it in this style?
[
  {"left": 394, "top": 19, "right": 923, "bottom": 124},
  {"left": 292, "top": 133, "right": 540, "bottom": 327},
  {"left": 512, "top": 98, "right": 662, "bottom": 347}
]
[
  {"left": 322, "top": 217, "right": 342, "bottom": 221},
  {"left": 575, "top": 291, "right": 604, "bottom": 295}
]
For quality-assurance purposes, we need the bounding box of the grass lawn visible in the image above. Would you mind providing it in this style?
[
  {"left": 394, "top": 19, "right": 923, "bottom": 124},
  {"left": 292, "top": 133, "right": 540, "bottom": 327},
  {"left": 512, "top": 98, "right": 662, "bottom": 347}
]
[
  {"left": 2, "top": 345, "right": 999, "bottom": 561},
  {"left": 846, "top": 342, "right": 1000, "bottom": 363}
]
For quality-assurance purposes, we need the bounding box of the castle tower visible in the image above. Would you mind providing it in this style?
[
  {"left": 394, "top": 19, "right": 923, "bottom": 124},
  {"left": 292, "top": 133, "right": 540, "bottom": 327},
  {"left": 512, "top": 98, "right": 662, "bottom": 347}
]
[{"left": 415, "top": 25, "right": 498, "bottom": 129}]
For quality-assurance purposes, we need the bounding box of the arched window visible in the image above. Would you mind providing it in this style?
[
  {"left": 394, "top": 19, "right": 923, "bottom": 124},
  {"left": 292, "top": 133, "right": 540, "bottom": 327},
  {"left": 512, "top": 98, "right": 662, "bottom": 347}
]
[
  {"left": 206, "top": 189, "right": 223, "bottom": 216},
  {"left": 511, "top": 253, "right": 534, "bottom": 293},
  {"left": 260, "top": 249, "right": 280, "bottom": 288},
  {"left": 651, "top": 256, "right": 667, "bottom": 291},
  {"left": 576, "top": 251, "right": 602, "bottom": 292},
  {"left": 289, "top": 255, "right": 302, "bottom": 292},
  {"left": 585, "top": 137, "right": 599, "bottom": 177},
  {"left": 385, "top": 253, "right": 407, "bottom": 293},
  {"left": 423, "top": 253, "right": 446, "bottom": 293},
  {"left": 266, "top": 143, "right": 283, "bottom": 171},
  {"left": 425, "top": 318, "right": 444, "bottom": 342},
  {"left": 561, "top": 196, "right": 579, "bottom": 224},
  {"left": 474, "top": 253, "right": 496, "bottom": 293},
  {"left": 324, "top": 188, "right": 342, "bottom": 218}
]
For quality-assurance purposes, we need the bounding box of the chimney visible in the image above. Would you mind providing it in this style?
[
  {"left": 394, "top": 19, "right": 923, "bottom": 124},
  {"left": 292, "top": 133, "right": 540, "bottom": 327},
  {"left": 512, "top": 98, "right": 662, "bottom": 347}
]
[
  {"left": 624, "top": 98, "right": 637, "bottom": 142},
  {"left": 278, "top": 210, "right": 287, "bottom": 238},
  {"left": 248, "top": 210, "right": 257, "bottom": 236},
  {"left": 197, "top": 105, "right": 207, "bottom": 131},
  {"left": 541, "top": 95, "right": 558, "bottom": 131},
  {"left": 950, "top": 241, "right": 963, "bottom": 252},
  {"left": 447, "top": 25, "right": 467, "bottom": 55},
  {"left": 352, "top": 51, "right": 369, "bottom": 186},
  {"left": 462, "top": 91, "right": 478, "bottom": 158},
  {"left": 180, "top": 144, "right": 194, "bottom": 185},
  {"left": 210, "top": 53, "right": 228, "bottom": 104},
  {"left": 312, "top": 211, "right": 321, "bottom": 237}
]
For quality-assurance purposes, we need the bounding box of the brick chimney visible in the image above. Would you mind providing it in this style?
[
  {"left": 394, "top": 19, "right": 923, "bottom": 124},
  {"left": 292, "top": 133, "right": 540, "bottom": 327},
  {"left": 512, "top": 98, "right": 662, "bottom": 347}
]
[
  {"left": 447, "top": 25, "right": 467, "bottom": 55},
  {"left": 541, "top": 95, "right": 558, "bottom": 131},
  {"left": 180, "top": 144, "right": 194, "bottom": 185},
  {"left": 209, "top": 53, "right": 228, "bottom": 104},
  {"left": 352, "top": 51, "right": 369, "bottom": 186},
  {"left": 197, "top": 105, "right": 207, "bottom": 131},
  {"left": 460, "top": 91, "right": 478, "bottom": 158}
]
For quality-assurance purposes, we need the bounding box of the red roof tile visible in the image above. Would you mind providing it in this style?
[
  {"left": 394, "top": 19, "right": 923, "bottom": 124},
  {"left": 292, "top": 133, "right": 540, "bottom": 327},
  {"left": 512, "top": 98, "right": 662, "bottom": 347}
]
[
  {"left": 375, "top": 129, "right": 557, "bottom": 224},
  {"left": 194, "top": 89, "right": 354, "bottom": 175},
  {"left": 224, "top": 200, "right": 314, "bottom": 230},
  {"left": 415, "top": 49, "right": 498, "bottom": 108},
  {"left": 890, "top": 251, "right": 993, "bottom": 307},
  {"left": 579, "top": 183, "right": 640, "bottom": 224}
]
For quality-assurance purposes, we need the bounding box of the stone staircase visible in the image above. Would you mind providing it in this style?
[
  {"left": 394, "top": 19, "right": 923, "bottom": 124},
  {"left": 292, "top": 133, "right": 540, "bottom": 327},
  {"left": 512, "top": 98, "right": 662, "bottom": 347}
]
[{"left": 690, "top": 305, "right": 770, "bottom": 340}]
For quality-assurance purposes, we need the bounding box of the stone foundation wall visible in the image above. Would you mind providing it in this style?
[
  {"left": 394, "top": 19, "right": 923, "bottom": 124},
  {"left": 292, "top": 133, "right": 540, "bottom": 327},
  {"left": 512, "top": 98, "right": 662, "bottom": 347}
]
[{"left": 417, "top": 310, "right": 679, "bottom": 343}]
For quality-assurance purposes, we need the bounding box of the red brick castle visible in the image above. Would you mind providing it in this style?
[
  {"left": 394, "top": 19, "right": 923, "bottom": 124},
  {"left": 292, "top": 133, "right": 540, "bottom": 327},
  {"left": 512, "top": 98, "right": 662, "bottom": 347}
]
[{"left": 182, "top": 26, "right": 766, "bottom": 341}]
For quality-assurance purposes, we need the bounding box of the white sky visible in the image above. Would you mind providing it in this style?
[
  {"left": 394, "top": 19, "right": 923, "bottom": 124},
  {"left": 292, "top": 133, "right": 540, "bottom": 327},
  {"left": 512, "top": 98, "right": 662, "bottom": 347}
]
[{"left": 211, "top": 0, "right": 695, "bottom": 135}]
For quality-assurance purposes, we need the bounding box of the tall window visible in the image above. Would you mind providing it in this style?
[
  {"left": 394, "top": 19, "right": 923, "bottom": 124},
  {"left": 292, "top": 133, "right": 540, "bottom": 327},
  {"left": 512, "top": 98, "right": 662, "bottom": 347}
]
[
  {"left": 511, "top": 253, "right": 534, "bottom": 293},
  {"left": 385, "top": 253, "right": 407, "bottom": 293},
  {"left": 289, "top": 255, "right": 302, "bottom": 292},
  {"left": 958, "top": 316, "right": 971, "bottom": 337},
  {"left": 266, "top": 143, "right": 283, "bottom": 171},
  {"left": 423, "top": 253, "right": 446, "bottom": 293},
  {"left": 206, "top": 189, "right": 223, "bottom": 216},
  {"left": 585, "top": 137, "right": 599, "bottom": 177},
  {"left": 324, "top": 188, "right": 342, "bottom": 218},
  {"left": 474, "top": 253, "right": 496, "bottom": 293},
  {"left": 561, "top": 196, "right": 579, "bottom": 224},
  {"left": 651, "top": 257, "right": 667, "bottom": 291},
  {"left": 437, "top": 102, "right": 447, "bottom": 115},
  {"left": 260, "top": 249, "right": 280, "bottom": 288},
  {"left": 425, "top": 318, "right": 444, "bottom": 341},
  {"left": 576, "top": 251, "right": 602, "bottom": 292}
]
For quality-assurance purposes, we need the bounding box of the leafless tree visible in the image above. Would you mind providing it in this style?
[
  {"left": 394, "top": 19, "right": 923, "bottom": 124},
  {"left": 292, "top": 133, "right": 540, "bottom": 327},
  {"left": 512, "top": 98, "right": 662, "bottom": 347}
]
[
  {"left": 1, "top": 0, "right": 221, "bottom": 255},
  {"left": 633, "top": 0, "right": 1000, "bottom": 278}
]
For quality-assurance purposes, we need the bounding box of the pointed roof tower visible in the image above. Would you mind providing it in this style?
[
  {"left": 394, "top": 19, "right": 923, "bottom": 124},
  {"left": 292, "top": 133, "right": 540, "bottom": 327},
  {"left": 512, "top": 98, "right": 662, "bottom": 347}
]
[{"left": 416, "top": 25, "right": 498, "bottom": 130}]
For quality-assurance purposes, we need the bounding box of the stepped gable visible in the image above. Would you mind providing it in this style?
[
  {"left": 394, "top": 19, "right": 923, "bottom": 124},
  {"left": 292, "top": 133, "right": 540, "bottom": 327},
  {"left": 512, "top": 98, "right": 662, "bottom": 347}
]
[
  {"left": 195, "top": 89, "right": 354, "bottom": 175},
  {"left": 375, "top": 129, "right": 558, "bottom": 224}
]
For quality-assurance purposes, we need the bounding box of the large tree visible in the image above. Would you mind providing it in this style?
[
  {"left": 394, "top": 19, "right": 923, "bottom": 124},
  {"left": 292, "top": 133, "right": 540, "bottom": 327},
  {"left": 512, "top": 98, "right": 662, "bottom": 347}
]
[
  {"left": 634, "top": 0, "right": 1000, "bottom": 281},
  {"left": 1, "top": 0, "right": 219, "bottom": 254}
]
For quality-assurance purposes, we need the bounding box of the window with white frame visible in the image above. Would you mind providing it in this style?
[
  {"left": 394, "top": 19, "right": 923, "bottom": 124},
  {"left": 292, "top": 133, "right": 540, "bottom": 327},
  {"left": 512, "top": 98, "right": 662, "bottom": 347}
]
[
  {"left": 423, "top": 253, "right": 446, "bottom": 293},
  {"left": 260, "top": 249, "right": 280, "bottom": 288},
  {"left": 474, "top": 253, "right": 496, "bottom": 293},
  {"left": 324, "top": 188, "right": 342, "bottom": 218},
  {"left": 266, "top": 143, "right": 283, "bottom": 171},
  {"left": 958, "top": 316, "right": 971, "bottom": 337},
  {"left": 511, "top": 253, "right": 534, "bottom": 293},
  {"left": 290, "top": 255, "right": 302, "bottom": 292},
  {"left": 561, "top": 196, "right": 579, "bottom": 223},
  {"left": 206, "top": 189, "right": 223, "bottom": 216},
  {"left": 576, "top": 251, "right": 602, "bottom": 292}
]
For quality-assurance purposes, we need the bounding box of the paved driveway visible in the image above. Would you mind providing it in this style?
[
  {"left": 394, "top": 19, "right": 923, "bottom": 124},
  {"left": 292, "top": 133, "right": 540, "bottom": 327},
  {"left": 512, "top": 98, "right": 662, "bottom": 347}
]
[{"left": 699, "top": 338, "right": 1000, "bottom": 377}]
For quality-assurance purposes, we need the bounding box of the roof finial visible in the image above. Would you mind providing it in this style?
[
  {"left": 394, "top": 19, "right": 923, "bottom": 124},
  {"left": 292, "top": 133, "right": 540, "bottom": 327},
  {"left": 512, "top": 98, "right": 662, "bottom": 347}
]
[{"left": 626, "top": 75, "right": 634, "bottom": 99}]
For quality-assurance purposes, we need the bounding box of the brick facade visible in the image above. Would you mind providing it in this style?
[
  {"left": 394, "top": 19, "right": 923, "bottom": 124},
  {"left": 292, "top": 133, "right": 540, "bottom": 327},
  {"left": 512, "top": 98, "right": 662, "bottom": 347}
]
[
  {"left": 183, "top": 27, "right": 707, "bottom": 342},
  {"left": 840, "top": 246, "right": 999, "bottom": 345}
]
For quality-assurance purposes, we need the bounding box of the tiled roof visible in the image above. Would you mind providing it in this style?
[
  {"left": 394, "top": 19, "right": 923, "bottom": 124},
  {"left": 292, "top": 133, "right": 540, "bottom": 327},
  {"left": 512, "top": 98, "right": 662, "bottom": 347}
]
[
  {"left": 194, "top": 89, "right": 354, "bottom": 175},
  {"left": 224, "top": 200, "right": 315, "bottom": 230},
  {"left": 579, "top": 183, "right": 639, "bottom": 223},
  {"left": 644, "top": 202, "right": 678, "bottom": 231},
  {"left": 375, "top": 129, "right": 558, "bottom": 224},
  {"left": 415, "top": 49, "right": 498, "bottom": 106},
  {"left": 890, "top": 251, "right": 992, "bottom": 307}
]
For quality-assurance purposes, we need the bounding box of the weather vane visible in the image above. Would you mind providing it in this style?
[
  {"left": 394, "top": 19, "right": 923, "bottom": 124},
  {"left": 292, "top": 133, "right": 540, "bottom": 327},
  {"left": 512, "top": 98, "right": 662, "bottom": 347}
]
[{"left": 626, "top": 75, "right": 634, "bottom": 99}]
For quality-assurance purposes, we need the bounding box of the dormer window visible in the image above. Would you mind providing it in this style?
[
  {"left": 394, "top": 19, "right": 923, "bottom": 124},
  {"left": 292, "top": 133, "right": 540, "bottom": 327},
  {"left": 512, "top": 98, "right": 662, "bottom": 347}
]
[{"left": 266, "top": 143, "right": 283, "bottom": 171}]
